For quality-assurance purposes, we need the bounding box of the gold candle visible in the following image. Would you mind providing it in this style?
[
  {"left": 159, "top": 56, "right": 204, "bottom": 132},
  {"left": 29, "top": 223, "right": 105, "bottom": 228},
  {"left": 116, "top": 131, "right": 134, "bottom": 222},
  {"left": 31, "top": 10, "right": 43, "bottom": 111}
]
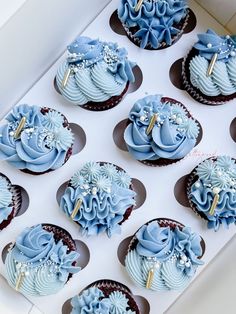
[
  {"left": 15, "top": 272, "right": 25, "bottom": 291},
  {"left": 14, "top": 117, "right": 26, "bottom": 139},
  {"left": 135, "top": 0, "right": 144, "bottom": 12},
  {"left": 209, "top": 193, "right": 220, "bottom": 216},
  {"left": 207, "top": 53, "right": 218, "bottom": 77},
  {"left": 62, "top": 67, "right": 72, "bottom": 89},
  {"left": 146, "top": 114, "right": 158, "bottom": 135},
  {"left": 71, "top": 198, "right": 83, "bottom": 220},
  {"left": 146, "top": 268, "right": 155, "bottom": 289}
]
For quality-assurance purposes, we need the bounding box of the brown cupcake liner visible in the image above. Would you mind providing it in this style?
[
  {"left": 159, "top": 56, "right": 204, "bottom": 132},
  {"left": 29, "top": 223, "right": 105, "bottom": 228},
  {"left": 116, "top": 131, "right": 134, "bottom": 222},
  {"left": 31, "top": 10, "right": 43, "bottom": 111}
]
[
  {"left": 127, "top": 218, "right": 205, "bottom": 259},
  {"left": 0, "top": 174, "right": 22, "bottom": 231},
  {"left": 127, "top": 96, "right": 202, "bottom": 167},
  {"left": 21, "top": 107, "right": 73, "bottom": 175},
  {"left": 186, "top": 157, "right": 236, "bottom": 226},
  {"left": 84, "top": 279, "right": 140, "bottom": 314},
  {"left": 121, "top": 10, "right": 189, "bottom": 50},
  {"left": 65, "top": 162, "right": 135, "bottom": 230},
  {"left": 182, "top": 48, "right": 236, "bottom": 106}
]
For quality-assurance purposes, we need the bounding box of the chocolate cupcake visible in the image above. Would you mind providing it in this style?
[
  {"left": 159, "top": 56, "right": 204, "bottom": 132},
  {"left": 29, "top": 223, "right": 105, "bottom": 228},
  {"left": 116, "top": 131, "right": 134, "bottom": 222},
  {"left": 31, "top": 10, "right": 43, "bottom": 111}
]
[
  {"left": 70, "top": 280, "right": 139, "bottom": 313},
  {"left": 0, "top": 174, "right": 22, "bottom": 231},
  {"left": 60, "top": 162, "right": 136, "bottom": 237},
  {"left": 55, "top": 36, "right": 136, "bottom": 111},
  {"left": 0, "top": 104, "right": 74, "bottom": 174},
  {"left": 5, "top": 224, "right": 80, "bottom": 296},
  {"left": 125, "top": 218, "right": 205, "bottom": 291},
  {"left": 118, "top": 0, "right": 189, "bottom": 50},
  {"left": 124, "top": 95, "right": 201, "bottom": 166},
  {"left": 182, "top": 29, "right": 236, "bottom": 105},
  {"left": 187, "top": 156, "right": 236, "bottom": 231}
]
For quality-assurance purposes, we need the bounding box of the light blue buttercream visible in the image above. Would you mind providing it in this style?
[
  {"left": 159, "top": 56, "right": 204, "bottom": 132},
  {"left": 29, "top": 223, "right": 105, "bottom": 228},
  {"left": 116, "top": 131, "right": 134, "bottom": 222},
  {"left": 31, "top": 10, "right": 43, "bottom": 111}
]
[
  {"left": 124, "top": 95, "right": 199, "bottom": 162},
  {"left": 0, "top": 176, "right": 13, "bottom": 224},
  {"left": 5, "top": 224, "right": 80, "bottom": 296},
  {"left": 60, "top": 162, "right": 136, "bottom": 237}
]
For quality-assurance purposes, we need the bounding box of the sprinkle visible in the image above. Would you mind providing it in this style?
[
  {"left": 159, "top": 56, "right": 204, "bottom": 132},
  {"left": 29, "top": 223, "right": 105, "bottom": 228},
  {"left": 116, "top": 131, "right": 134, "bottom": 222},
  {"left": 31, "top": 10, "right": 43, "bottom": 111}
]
[{"left": 146, "top": 114, "right": 158, "bottom": 135}]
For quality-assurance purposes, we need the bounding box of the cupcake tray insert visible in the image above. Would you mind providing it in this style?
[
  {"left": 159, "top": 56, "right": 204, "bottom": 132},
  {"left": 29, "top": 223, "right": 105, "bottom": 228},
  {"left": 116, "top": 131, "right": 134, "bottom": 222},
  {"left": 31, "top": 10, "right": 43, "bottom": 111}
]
[{"left": 0, "top": 1, "right": 235, "bottom": 313}]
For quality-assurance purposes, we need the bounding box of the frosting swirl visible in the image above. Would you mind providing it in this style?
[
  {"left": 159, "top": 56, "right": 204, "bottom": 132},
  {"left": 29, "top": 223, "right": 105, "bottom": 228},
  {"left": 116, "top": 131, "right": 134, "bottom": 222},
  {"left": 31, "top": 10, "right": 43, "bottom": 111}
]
[
  {"left": 124, "top": 95, "right": 199, "bottom": 161},
  {"left": 118, "top": 0, "right": 188, "bottom": 48},
  {"left": 0, "top": 176, "right": 13, "bottom": 224},
  {"left": 60, "top": 162, "right": 136, "bottom": 237},
  {"left": 0, "top": 105, "right": 74, "bottom": 173},
  {"left": 125, "top": 220, "right": 204, "bottom": 291},
  {"left": 56, "top": 36, "right": 135, "bottom": 106},
  {"left": 5, "top": 224, "right": 80, "bottom": 296},
  {"left": 189, "top": 156, "right": 236, "bottom": 230}
]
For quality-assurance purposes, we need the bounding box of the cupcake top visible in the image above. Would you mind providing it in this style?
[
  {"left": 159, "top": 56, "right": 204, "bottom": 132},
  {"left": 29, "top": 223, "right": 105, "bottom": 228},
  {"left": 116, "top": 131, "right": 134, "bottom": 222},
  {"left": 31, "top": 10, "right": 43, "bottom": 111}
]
[
  {"left": 60, "top": 162, "right": 136, "bottom": 237},
  {"left": 188, "top": 156, "right": 236, "bottom": 231},
  {"left": 124, "top": 95, "right": 200, "bottom": 162},
  {"left": 5, "top": 224, "right": 80, "bottom": 296},
  {"left": 118, "top": 0, "right": 188, "bottom": 49},
  {"left": 189, "top": 29, "right": 236, "bottom": 96},
  {"left": 0, "top": 104, "right": 74, "bottom": 173},
  {"left": 71, "top": 287, "right": 136, "bottom": 314},
  {"left": 0, "top": 176, "right": 13, "bottom": 224},
  {"left": 56, "top": 36, "right": 135, "bottom": 106},
  {"left": 125, "top": 220, "right": 204, "bottom": 291}
]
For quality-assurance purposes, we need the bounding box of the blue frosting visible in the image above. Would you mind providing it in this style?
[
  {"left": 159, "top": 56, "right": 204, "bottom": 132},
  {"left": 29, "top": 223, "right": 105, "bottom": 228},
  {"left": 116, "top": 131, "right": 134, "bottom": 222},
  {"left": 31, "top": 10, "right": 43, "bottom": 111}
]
[
  {"left": 125, "top": 220, "right": 204, "bottom": 291},
  {"left": 5, "top": 224, "right": 80, "bottom": 296},
  {"left": 189, "top": 156, "right": 236, "bottom": 231},
  {"left": 60, "top": 162, "right": 136, "bottom": 237},
  {"left": 56, "top": 36, "right": 135, "bottom": 106},
  {"left": 194, "top": 29, "right": 236, "bottom": 62},
  {"left": 124, "top": 95, "right": 199, "bottom": 162},
  {"left": 118, "top": 0, "right": 188, "bottom": 48},
  {"left": 0, "top": 104, "right": 74, "bottom": 173},
  {"left": 71, "top": 287, "right": 135, "bottom": 314},
  {"left": 0, "top": 176, "right": 13, "bottom": 224}
]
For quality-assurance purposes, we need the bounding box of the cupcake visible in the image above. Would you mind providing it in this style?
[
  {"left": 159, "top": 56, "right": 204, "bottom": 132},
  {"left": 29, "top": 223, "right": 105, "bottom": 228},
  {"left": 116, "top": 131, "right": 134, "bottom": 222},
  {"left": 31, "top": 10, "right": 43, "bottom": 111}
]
[
  {"left": 125, "top": 218, "right": 205, "bottom": 291},
  {"left": 118, "top": 0, "right": 189, "bottom": 50},
  {"left": 0, "top": 174, "right": 22, "bottom": 231},
  {"left": 5, "top": 224, "right": 80, "bottom": 296},
  {"left": 0, "top": 104, "right": 74, "bottom": 174},
  {"left": 182, "top": 29, "right": 236, "bottom": 105},
  {"left": 60, "top": 162, "right": 136, "bottom": 237},
  {"left": 187, "top": 156, "right": 236, "bottom": 231},
  {"left": 124, "top": 94, "right": 201, "bottom": 166},
  {"left": 55, "top": 36, "right": 136, "bottom": 111},
  {"left": 70, "top": 280, "right": 139, "bottom": 313}
]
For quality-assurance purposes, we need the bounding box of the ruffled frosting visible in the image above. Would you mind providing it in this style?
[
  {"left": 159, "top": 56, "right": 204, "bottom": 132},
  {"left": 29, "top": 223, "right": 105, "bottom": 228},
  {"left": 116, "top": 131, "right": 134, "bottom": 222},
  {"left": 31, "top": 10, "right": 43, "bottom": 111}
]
[
  {"left": 124, "top": 95, "right": 199, "bottom": 161},
  {"left": 118, "top": 0, "right": 188, "bottom": 48},
  {"left": 0, "top": 104, "right": 74, "bottom": 173},
  {"left": 5, "top": 224, "right": 80, "bottom": 296},
  {"left": 189, "top": 29, "right": 236, "bottom": 97},
  {"left": 125, "top": 221, "right": 204, "bottom": 291},
  {"left": 189, "top": 156, "right": 236, "bottom": 230},
  {"left": 71, "top": 287, "right": 135, "bottom": 314},
  {"left": 60, "top": 162, "right": 136, "bottom": 237},
  {"left": 56, "top": 36, "right": 135, "bottom": 106},
  {"left": 0, "top": 176, "right": 13, "bottom": 224}
]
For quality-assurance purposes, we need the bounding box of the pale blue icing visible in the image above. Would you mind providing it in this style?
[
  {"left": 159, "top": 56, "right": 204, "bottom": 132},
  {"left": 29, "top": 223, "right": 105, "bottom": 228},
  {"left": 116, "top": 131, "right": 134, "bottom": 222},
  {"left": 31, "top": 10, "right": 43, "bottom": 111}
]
[
  {"left": 125, "top": 221, "right": 204, "bottom": 291},
  {"left": 56, "top": 36, "right": 135, "bottom": 106},
  {"left": 189, "top": 29, "right": 236, "bottom": 97},
  {"left": 124, "top": 95, "right": 199, "bottom": 161},
  {"left": 71, "top": 287, "right": 135, "bottom": 314},
  {"left": 60, "top": 162, "right": 136, "bottom": 237},
  {"left": 0, "top": 105, "right": 74, "bottom": 173},
  {"left": 194, "top": 29, "right": 236, "bottom": 62},
  {"left": 5, "top": 224, "right": 80, "bottom": 296},
  {"left": 0, "top": 176, "right": 13, "bottom": 224},
  {"left": 118, "top": 0, "right": 187, "bottom": 48},
  {"left": 189, "top": 156, "right": 236, "bottom": 230}
]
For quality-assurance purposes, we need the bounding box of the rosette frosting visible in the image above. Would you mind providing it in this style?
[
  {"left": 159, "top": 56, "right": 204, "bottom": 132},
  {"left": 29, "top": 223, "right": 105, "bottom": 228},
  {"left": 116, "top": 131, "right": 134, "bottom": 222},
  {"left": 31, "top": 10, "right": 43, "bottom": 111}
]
[
  {"left": 60, "top": 162, "right": 136, "bottom": 237},
  {"left": 71, "top": 287, "right": 135, "bottom": 314},
  {"left": 125, "top": 221, "right": 204, "bottom": 291},
  {"left": 124, "top": 95, "right": 199, "bottom": 161},
  {"left": 189, "top": 156, "right": 236, "bottom": 230},
  {"left": 118, "top": 0, "right": 188, "bottom": 48},
  {"left": 5, "top": 224, "right": 80, "bottom": 296},
  {"left": 56, "top": 36, "right": 135, "bottom": 105},
  {"left": 0, "top": 104, "right": 74, "bottom": 173},
  {"left": 0, "top": 176, "right": 13, "bottom": 224},
  {"left": 189, "top": 29, "right": 236, "bottom": 96}
]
